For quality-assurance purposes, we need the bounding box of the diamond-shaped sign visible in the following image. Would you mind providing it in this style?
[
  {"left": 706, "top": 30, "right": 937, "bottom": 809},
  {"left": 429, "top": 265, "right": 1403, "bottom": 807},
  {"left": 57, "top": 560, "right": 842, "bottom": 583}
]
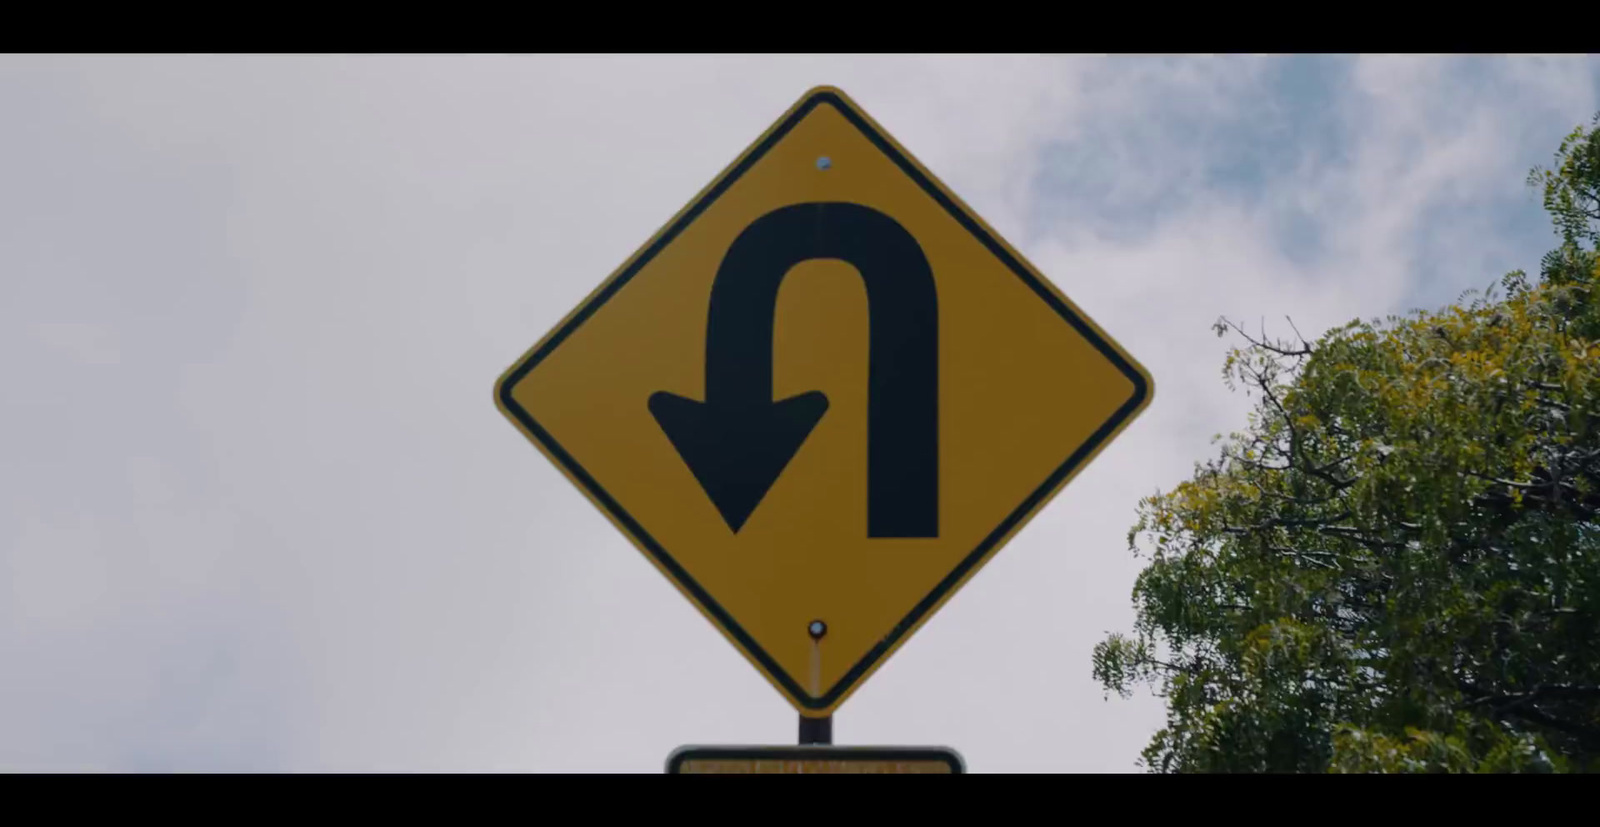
[{"left": 495, "top": 86, "right": 1153, "bottom": 716}]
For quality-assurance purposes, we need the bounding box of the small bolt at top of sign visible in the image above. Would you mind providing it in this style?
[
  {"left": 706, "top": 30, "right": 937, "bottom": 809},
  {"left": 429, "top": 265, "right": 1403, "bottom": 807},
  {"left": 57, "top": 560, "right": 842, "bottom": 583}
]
[
  {"left": 816, "top": 156, "right": 832, "bottom": 170},
  {"left": 808, "top": 620, "right": 827, "bottom": 640}
]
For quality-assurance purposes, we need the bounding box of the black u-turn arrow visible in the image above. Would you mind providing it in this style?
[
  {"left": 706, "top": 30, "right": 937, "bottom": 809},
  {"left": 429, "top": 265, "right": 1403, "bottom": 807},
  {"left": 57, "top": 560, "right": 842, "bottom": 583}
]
[{"left": 649, "top": 202, "right": 938, "bottom": 537}]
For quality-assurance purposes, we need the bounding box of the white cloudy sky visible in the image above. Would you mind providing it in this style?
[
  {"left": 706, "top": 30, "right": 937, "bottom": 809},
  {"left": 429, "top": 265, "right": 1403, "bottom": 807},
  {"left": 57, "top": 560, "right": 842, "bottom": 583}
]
[{"left": 3, "top": 54, "right": 1598, "bottom": 772}]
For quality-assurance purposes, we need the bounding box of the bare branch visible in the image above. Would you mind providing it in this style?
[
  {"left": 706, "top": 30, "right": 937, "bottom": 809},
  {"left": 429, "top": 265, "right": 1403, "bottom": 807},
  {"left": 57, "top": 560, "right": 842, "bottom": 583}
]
[
  {"left": 1468, "top": 471, "right": 1544, "bottom": 491},
  {"left": 1217, "top": 316, "right": 1315, "bottom": 358},
  {"left": 1286, "top": 316, "right": 1312, "bottom": 351}
]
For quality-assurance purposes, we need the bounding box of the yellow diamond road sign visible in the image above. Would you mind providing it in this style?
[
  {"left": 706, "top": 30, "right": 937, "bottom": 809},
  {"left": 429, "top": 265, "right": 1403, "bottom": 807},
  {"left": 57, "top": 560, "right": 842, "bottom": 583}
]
[{"left": 495, "top": 86, "right": 1153, "bottom": 716}]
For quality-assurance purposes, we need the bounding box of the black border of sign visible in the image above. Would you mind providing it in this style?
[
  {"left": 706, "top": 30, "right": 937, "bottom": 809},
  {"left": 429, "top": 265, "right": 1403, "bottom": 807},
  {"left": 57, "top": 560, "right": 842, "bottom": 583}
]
[
  {"left": 496, "top": 88, "right": 1151, "bottom": 713},
  {"left": 666, "top": 745, "right": 966, "bottom": 774}
]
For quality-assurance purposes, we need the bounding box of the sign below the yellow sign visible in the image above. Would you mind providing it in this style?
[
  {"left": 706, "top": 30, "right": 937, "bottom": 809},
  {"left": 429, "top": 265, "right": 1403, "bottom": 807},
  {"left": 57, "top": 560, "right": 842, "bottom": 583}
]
[{"left": 667, "top": 746, "right": 964, "bottom": 774}]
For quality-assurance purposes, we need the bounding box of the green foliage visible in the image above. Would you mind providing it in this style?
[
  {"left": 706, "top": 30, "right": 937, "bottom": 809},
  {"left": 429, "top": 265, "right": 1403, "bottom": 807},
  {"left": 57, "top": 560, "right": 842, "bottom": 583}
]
[
  {"left": 1096, "top": 114, "right": 1600, "bottom": 773},
  {"left": 1531, "top": 113, "right": 1600, "bottom": 251}
]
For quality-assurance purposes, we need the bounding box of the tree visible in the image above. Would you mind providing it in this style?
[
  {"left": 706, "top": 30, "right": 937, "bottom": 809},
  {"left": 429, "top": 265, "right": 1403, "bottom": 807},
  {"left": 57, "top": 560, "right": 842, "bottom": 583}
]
[{"left": 1093, "top": 113, "right": 1600, "bottom": 773}]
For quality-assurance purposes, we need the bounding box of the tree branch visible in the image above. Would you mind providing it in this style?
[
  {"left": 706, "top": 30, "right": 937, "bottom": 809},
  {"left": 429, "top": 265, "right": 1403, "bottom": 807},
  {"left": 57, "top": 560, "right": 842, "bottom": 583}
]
[{"left": 1218, "top": 316, "right": 1315, "bottom": 358}]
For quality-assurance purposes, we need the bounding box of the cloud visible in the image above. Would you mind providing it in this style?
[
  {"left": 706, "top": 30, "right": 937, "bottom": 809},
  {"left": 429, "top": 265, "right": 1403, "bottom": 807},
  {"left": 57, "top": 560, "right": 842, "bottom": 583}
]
[{"left": 0, "top": 55, "right": 1595, "bottom": 772}]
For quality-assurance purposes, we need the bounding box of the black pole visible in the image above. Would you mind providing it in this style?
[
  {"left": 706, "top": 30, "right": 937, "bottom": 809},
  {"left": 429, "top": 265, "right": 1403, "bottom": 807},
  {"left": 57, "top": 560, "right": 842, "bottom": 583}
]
[{"left": 799, "top": 715, "right": 832, "bottom": 745}]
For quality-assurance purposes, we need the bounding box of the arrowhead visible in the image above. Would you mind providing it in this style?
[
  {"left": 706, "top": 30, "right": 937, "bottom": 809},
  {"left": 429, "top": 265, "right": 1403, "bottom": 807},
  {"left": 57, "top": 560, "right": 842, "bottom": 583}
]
[{"left": 648, "top": 390, "right": 829, "bottom": 533}]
